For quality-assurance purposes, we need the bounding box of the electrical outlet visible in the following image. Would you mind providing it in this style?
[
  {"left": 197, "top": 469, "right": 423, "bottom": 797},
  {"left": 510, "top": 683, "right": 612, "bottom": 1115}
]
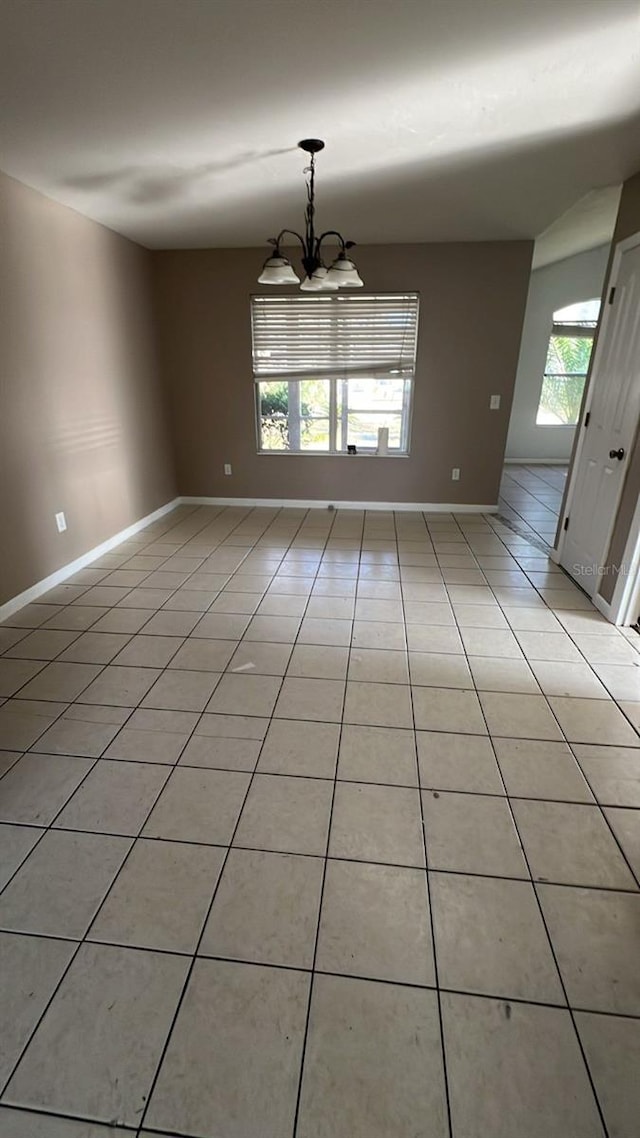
[
  {"left": 224, "top": 463, "right": 232, "bottom": 476},
  {"left": 55, "top": 511, "right": 67, "bottom": 533},
  {"left": 490, "top": 394, "right": 501, "bottom": 410},
  {"left": 451, "top": 467, "right": 460, "bottom": 481}
]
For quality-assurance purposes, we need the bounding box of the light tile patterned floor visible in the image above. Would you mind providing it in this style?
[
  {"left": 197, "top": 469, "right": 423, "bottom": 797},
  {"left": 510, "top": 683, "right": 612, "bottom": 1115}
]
[
  {"left": 0, "top": 502, "right": 639, "bottom": 1138},
  {"left": 499, "top": 462, "right": 567, "bottom": 543}
]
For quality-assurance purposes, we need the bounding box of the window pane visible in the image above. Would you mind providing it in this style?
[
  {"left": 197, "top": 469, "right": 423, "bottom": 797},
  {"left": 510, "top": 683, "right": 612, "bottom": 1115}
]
[
  {"left": 344, "top": 377, "right": 406, "bottom": 411},
  {"left": 259, "top": 376, "right": 411, "bottom": 452},
  {"left": 300, "top": 419, "right": 330, "bottom": 450},
  {"left": 545, "top": 334, "right": 594, "bottom": 377},
  {"left": 259, "top": 381, "right": 290, "bottom": 450},
  {"left": 336, "top": 378, "right": 410, "bottom": 451},
  {"left": 537, "top": 331, "right": 594, "bottom": 427},
  {"left": 536, "top": 375, "right": 586, "bottom": 425},
  {"left": 299, "top": 378, "right": 331, "bottom": 416},
  {"left": 258, "top": 380, "right": 331, "bottom": 451},
  {"left": 340, "top": 413, "right": 403, "bottom": 450}
]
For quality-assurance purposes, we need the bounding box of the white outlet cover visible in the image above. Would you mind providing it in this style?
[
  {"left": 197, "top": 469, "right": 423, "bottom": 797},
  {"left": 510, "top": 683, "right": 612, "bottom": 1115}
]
[
  {"left": 55, "top": 511, "right": 67, "bottom": 533},
  {"left": 224, "top": 463, "right": 232, "bottom": 475},
  {"left": 451, "top": 468, "right": 460, "bottom": 481},
  {"left": 490, "top": 394, "right": 501, "bottom": 410}
]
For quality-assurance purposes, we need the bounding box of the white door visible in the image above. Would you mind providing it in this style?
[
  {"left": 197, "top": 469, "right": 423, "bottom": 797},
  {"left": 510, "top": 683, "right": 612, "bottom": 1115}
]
[{"left": 561, "top": 238, "right": 640, "bottom": 595}]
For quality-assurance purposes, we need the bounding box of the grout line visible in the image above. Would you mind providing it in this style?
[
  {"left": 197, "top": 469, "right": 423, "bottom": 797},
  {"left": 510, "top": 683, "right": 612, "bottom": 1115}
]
[
  {"left": 136, "top": 503, "right": 337, "bottom": 1137},
  {"left": 0, "top": 925, "right": 638, "bottom": 1019},
  {"left": 0, "top": 504, "right": 282, "bottom": 1108},
  {"left": 412, "top": 508, "right": 455, "bottom": 1138},
  {"left": 564, "top": 750, "right": 640, "bottom": 892},
  {"left": 472, "top": 679, "right": 612, "bottom": 1138},
  {"left": 441, "top": 501, "right": 618, "bottom": 1135},
  {"left": 0, "top": 1101, "right": 139, "bottom": 1134},
  {"left": 0, "top": 507, "right": 257, "bottom": 705},
  {"left": 0, "top": 828, "right": 637, "bottom": 890},
  {"left": 0, "top": 500, "right": 638, "bottom": 1137},
  {"left": 289, "top": 508, "right": 359, "bottom": 1138}
]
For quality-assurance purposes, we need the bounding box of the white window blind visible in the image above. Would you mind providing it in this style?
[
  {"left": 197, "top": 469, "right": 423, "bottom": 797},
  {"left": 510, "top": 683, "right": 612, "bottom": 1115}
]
[{"left": 251, "top": 293, "right": 419, "bottom": 381}]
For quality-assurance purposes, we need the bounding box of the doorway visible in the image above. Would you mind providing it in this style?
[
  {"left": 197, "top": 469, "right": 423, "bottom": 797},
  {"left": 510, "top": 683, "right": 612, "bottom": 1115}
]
[
  {"left": 557, "top": 233, "right": 640, "bottom": 617},
  {"left": 499, "top": 464, "right": 567, "bottom": 545}
]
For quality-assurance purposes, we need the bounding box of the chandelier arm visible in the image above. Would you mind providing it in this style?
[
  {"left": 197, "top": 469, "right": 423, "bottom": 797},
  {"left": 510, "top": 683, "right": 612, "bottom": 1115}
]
[
  {"left": 315, "top": 230, "right": 351, "bottom": 258},
  {"left": 273, "top": 228, "right": 307, "bottom": 254}
]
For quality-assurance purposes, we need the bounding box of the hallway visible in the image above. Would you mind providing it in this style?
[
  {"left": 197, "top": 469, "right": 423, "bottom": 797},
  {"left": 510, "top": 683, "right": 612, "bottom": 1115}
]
[
  {"left": 499, "top": 463, "right": 568, "bottom": 546},
  {"left": 0, "top": 502, "right": 638, "bottom": 1138}
]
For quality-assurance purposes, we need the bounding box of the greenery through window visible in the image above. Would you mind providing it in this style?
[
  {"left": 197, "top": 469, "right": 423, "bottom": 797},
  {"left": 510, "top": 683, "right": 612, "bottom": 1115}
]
[
  {"left": 536, "top": 298, "right": 601, "bottom": 425},
  {"left": 252, "top": 294, "right": 418, "bottom": 454},
  {"left": 258, "top": 377, "right": 411, "bottom": 453}
]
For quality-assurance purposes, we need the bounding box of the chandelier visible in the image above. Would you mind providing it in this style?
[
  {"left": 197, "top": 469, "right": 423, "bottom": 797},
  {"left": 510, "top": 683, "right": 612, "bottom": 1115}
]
[{"left": 258, "top": 139, "right": 364, "bottom": 292}]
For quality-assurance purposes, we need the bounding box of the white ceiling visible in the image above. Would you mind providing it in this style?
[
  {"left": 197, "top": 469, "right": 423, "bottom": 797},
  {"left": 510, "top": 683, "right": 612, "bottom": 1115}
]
[{"left": 0, "top": 0, "right": 639, "bottom": 252}]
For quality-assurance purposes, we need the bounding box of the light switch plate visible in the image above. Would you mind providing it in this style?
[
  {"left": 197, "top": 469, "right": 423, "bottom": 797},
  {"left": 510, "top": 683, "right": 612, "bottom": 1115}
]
[{"left": 490, "top": 394, "right": 501, "bottom": 410}]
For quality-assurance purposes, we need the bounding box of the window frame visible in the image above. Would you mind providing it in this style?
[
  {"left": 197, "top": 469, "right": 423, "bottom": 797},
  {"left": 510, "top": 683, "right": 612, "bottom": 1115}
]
[
  {"left": 536, "top": 303, "right": 600, "bottom": 428},
  {"left": 254, "top": 376, "right": 414, "bottom": 456},
  {"left": 251, "top": 293, "right": 419, "bottom": 457}
]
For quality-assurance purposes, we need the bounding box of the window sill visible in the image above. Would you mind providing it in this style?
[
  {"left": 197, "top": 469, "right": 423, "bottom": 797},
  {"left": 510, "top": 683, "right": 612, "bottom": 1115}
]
[{"left": 257, "top": 450, "right": 410, "bottom": 458}]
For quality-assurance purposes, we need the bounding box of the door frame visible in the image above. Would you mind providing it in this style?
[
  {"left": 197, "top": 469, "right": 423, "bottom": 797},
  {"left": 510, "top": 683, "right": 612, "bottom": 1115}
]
[
  {"left": 601, "top": 482, "right": 640, "bottom": 625},
  {"left": 554, "top": 230, "right": 640, "bottom": 619}
]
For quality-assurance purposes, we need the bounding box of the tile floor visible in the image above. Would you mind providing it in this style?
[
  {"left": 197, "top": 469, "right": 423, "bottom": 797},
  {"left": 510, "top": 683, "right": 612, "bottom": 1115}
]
[
  {"left": 500, "top": 463, "right": 567, "bottom": 544},
  {"left": 0, "top": 502, "right": 639, "bottom": 1138}
]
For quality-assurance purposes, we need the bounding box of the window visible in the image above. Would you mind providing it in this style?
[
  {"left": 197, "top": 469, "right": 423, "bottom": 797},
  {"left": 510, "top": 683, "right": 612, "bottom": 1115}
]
[
  {"left": 251, "top": 293, "right": 419, "bottom": 454},
  {"left": 536, "top": 298, "right": 601, "bottom": 426}
]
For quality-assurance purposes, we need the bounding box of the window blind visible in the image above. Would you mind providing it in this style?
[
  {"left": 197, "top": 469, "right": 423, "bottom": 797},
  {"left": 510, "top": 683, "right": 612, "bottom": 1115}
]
[{"left": 251, "top": 293, "right": 419, "bottom": 381}]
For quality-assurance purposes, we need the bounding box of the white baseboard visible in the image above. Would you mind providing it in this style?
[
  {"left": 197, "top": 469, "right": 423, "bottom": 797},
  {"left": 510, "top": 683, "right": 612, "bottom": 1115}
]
[
  {"left": 1, "top": 494, "right": 500, "bottom": 622},
  {"left": 181, "top": 496, "right": 499, "bottom": 513},
  {"left": 503, "top": 458, "right": 571, "bottom": 466},
  {"left": 593, "top": 591, "right": 615, "bottom": 624},
  {"left": 0, "top": 498, "right": 181, "bottom": 623}
]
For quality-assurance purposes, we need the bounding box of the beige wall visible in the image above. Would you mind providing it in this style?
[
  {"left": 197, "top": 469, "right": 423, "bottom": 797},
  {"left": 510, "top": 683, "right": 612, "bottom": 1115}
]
[
  {"left": 598, "top": 170, "right": 640, "bottom": 605},
  {"left": 152, "top": 242, "right": 532, "bottom": 506},
  {"left": 0, "top": 182, "right": 533, "bottom": 609},
  {"left": 0, "top": 171, "right": 175, "bottom": 605}
]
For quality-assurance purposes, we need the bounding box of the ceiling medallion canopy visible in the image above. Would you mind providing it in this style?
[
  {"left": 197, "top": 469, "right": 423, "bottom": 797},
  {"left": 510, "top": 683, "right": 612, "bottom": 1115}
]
[{"left": 258, "top": 139, "right": 363, "bottom": 292}]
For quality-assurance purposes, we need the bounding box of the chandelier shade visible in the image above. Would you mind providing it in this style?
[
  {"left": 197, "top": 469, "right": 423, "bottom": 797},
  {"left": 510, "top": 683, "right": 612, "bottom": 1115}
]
[
  {"left": 258, "top": 139, "right": 364, "bottom": 292},
  {"left": 326, "top": 254, "right": 364, "bottom": 288},
  {"left": 257, "top": 254, "right": 300, "bottom": 285},
  {"left": 300, "top": 265, "right": 339, "bottom": 292}
]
